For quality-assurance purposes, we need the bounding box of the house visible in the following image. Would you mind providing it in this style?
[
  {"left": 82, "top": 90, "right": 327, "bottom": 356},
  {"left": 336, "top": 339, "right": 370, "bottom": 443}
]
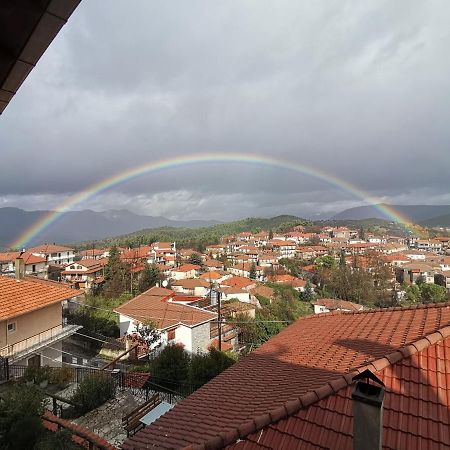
[
  {"left": 0, "top": 271, "right": 83, "bottom": 367},
  {"left": 228, "top": 263, "right": 263, "bottom": 279},
  {"left": 257, "top": 252, "right": 279, "bottom": 267},
  {"left": 435, "top": 270, "right": 450, "bottom": 291},
  {"left": 114, "top": 286, "right": 217, "bottom": 354},
  {"left": 0, "top": 252, "right": 20, "bottom": 275},
  {"left": 312, "top": 298, "right": 364, "bottom": 314},
  {"left": 268, "top": 274, "right": 311, "bottom": 292},
  {"left": 416, "top": 239, "right": 443, "bottom": 253},
  {"left": 123, "top": 302, "right": 450, "bottom": 450},
  {"left": 61, "top": 258, "right": 107, "bottom": 290},
  {"left": 203, "top": 259, "right": 224, "bottom": 271},
  {"left": 26, "top": 244, "right": 75, "bottom": 265},
  {"left": 268, "top": 239, "right": 297, "bottom": 258},
  {"left": 199, "top": 271, "right": 231, "bottom": 284},
  {"left": 0, "top": 252, "right": 46, "bottom": 276},
  {"left": 383, "top": 252, "right": 410, "bottom": 267},
  {"left": 171, "top": 278, "right": 210, "bottom": 297},
  {"left": 217, "top": 287, "right": 254, "bottom": 304},
  {"left": 205, "top": 244, "right": 226, "bottom": 258},
  {"left": 78, "top": 248, "right": 110, "bottom": 260},
  {"left": 170, "top": 264, "right": 201, "bottom": 280},
  {"left": 295, "top": 245, "right": 327, "bottom": 260},
  {"left": 220, "top": 276, "right": 257, "bottom": 291},
  {"left": 399, "top": 263, "right": 436, "bottom": 284}
]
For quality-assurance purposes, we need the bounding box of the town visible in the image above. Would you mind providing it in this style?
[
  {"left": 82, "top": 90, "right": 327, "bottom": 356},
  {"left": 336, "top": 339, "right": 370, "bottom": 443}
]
[
  {"left": 2, "top": 0, "right": 450, "bottom": 449},
  {"left": 0, "top": 220, "right": 449, "bottom": 447}
]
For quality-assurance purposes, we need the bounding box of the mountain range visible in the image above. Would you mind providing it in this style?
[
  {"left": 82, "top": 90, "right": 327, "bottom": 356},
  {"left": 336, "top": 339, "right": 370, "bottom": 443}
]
[
  {"left": 331, "top": 204, "right": 450, "bottom": 225},
  {"left": 0, "top": 207, "right": 219, "bottom": 249}
]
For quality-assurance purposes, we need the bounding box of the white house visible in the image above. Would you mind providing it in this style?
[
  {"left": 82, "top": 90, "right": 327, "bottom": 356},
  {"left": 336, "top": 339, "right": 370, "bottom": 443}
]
[
  {"left": 27, "top": 244, "right": 75, "bottom": 265},
  {"left": 170, "top": 264, "right": 201, "bottom": 280},
  {"left": 171, "top": 278, "right": 210, "bottom": 297},
  {"left": 114, "top": 286, "right": 217, "bottom": 354}
]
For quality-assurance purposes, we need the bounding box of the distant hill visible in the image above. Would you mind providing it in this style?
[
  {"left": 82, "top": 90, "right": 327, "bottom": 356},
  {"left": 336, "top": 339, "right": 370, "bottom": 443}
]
[
  {"left": 76, "top": 215, "right": 311, "bottom": 249},
  {"left": 0, "top": 207, "right": 220, "bottom": 249},
  {"left": 331, "top": 204, "right": 450, "bottom": 223},
  {"left": 420, "top": 213, "right": 450, "bottom": 228}
]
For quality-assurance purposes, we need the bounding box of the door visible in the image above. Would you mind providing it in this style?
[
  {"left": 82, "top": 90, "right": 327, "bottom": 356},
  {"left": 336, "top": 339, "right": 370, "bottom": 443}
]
[{"left": 27, "top": 354, "right": 41, "bottom": 368}]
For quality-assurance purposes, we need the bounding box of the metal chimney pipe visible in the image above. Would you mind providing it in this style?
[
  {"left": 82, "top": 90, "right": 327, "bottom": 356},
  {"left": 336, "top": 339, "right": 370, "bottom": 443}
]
[{"left": 352, "top": 370, "right": 385, "bottom": 450}]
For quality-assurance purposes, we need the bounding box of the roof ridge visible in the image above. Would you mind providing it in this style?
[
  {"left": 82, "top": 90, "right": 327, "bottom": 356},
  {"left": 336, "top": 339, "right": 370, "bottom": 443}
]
[
  {"left": 183, "top": 324, "right": 450, "bottom": 450},
  {"left": 296, "top": 301, "right": 450, "bottom": 322}
]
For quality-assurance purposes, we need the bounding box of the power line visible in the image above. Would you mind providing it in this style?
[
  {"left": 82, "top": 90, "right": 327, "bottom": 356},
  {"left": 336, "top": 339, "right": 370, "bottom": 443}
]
[{"left": 69, "top": 299, "right": 292, "bottom": 325}]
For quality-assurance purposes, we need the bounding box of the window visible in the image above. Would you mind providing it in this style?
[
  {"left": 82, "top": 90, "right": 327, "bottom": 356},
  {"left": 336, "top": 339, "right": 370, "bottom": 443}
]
[
  {"left": 32, "top": 264, "right": 36, "bottom": 272},
  {"left": 70, "top": 265, "right": 75, "bottom": 269},
  {"left": 7, "top": 322, "right": 16, "bottom": 333},
  {"left": 167, "top": 329, "right": 176, "bottom": 341}
]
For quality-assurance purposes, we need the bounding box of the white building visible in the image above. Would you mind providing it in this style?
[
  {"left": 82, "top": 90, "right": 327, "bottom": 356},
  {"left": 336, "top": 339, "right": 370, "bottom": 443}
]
[
  {"left": 114, "top": 286, "right": 217, "bottom": 354},
  {"left": 27, "top": 244, "right": 75, "bottom": 265}
]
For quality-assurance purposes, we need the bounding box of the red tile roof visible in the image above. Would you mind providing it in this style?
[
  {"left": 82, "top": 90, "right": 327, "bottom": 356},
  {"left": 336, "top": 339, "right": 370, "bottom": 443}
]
[
  {"left": 114, "top": 286, "right": 216, "bottom": 330},
  {"left": 230, "top": 335, "right": 450, "bottom": 450},
  {"left": 313, "top": 298, "right": 364, "bottom": 312},
  {"left": 221, "top": 276, "right": 255, "bottom": 290},
  {"left": 0, "top": 275, "right": 82, "bottom": 320},
  {"left": 27, "top": 244, "right": 74, "bottom": 253},
  {"left": 123, "top": 303, "right": 450, "bottom": 450},
  {"left": 174, "top": 264, "right": 202, "bottom": 272}
]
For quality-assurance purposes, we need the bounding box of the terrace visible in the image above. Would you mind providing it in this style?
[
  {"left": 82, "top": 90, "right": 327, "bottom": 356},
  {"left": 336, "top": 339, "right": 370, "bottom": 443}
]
[{"left": 0, "top": 323, "right": 81, "bottom": 363}]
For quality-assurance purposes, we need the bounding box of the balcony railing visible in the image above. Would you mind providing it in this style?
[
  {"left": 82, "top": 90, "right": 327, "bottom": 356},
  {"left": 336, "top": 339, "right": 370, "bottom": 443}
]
[{"left": 0, "top": 323, "right": 81, "bottom": 360}]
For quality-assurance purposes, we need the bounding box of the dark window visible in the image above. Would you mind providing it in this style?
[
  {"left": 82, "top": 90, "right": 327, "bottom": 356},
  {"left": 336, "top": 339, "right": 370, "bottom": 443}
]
[{"left": 167, "top": 329, "right": 176, "bottom": 341}]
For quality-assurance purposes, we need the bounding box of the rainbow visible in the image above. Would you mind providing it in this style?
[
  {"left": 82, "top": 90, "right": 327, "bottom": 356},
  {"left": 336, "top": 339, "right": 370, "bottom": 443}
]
[{"left": 11, "top": 152, "right": 416, "bottom": 249}]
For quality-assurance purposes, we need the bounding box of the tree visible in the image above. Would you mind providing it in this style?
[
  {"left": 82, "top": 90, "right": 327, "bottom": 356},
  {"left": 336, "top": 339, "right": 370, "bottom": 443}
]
[
  {"left": 188, "top": 252, "right": 203, "bottom": 266},
  {"left": 137, "top": 263, "right": 160, "bottom": 293},
  {"left": 268, "top": 229, "right": 274, "bottom": 240},
  {"left": 299, "top": 280, "right": 315, "bottom": 301},
  {"left": 103, "top": 246, "right": 129, "bottom": 298},
  {"left": 315, "top": 255, "right": 337, "bottom": 269},
  {"left": 359, "top": 226, "right": 365, "bottom": 240},
  {"left": 419, "top": 283, "right": 447, "bottom": 303},
  {"left": 249, "top": 263, "right": 257, "bottom": 280},
  {"left": 133, "top": 320, "right": 161, "bottom": 351},
  {"left": 404, "top": 284, "right": 420, "bottom": 303},
  {"left": 150, "top": 344, "right": 190, "bottom": 392},
  {"left": 189, "top": 348, "right": 235, "bottom": 388}
]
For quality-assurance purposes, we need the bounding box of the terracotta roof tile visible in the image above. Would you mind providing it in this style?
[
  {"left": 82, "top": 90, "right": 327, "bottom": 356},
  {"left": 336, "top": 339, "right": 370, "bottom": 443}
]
[
  {"left": 0, "top": 275, "right": 82, "bottom": 320},
  {"left": 234, "top": 336, "right": 450, "bottom": 449},
  {"left": 114, "top": 286, "right": 216, "bottom": 330},
  {"left": 123, "top": 302, "right": 450, "bottom": 449}
]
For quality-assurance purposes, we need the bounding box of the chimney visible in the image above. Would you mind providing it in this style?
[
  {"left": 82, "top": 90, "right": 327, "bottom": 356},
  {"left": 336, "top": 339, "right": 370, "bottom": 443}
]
[
  {"left": 352, "top": 370, "right": 385, "bottom": 450},
  {"left": 15, "top": 257, "right": 25, "bottom": 280}
]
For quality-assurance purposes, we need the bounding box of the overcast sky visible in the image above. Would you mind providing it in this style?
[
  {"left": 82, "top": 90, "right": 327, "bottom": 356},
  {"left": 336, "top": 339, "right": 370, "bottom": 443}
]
[{"left": 1, "top": 0, "right": 450, "bottom": 220}]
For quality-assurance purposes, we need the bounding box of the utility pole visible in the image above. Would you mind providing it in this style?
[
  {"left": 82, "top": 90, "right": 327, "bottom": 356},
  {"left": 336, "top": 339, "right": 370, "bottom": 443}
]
[{"left": 217, "top": 290, "right": 222, "bottom": 351}]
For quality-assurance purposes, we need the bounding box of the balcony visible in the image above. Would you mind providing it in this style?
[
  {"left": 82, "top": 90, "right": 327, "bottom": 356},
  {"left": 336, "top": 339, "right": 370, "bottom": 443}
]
[{"left": 0, "top": 323, "right": 82, "bottom": 362}]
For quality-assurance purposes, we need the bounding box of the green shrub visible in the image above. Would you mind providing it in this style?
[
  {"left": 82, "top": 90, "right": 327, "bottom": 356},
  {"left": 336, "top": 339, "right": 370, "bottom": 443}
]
[
  {"left": 150, "top": 344, "right": 190, "bottom": 392},
  {"left": 189, "top": 348, "right": 235, "bottom": 388},
  {"left": 35, "top": 430, "right": 80, "bottom": 450},
  {"left": 0, "top": 384, "right": 46, "bottom": 449},
  {"left": 71, "top": 373, "right": 115, "bottom": 414},
  {"left": 48, "top": 367, "right": 73, "bottom": 387}
]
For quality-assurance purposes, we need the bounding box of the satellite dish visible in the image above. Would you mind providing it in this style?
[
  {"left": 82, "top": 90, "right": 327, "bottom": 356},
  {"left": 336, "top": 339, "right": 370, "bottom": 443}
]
[{"left": 162, "top": 280, "right": 168, "bottom": 287}]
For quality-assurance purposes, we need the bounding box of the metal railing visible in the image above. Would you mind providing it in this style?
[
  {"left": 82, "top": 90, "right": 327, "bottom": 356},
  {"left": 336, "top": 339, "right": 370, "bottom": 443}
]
[{"left": 0, "top": 324, "right": 75, "bottom": 358}]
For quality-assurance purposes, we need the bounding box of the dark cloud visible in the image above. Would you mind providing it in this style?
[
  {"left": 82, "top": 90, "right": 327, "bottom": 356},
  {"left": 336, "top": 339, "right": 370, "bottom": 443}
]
[{"left": 0, "top": 0, "right": 449, "bottom": 220}]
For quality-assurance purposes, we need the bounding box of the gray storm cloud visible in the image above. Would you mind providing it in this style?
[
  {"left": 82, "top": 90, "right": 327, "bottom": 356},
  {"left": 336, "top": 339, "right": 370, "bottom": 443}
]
[{"left": 0, "top": 0, "right": 449, "bottom": 219}]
